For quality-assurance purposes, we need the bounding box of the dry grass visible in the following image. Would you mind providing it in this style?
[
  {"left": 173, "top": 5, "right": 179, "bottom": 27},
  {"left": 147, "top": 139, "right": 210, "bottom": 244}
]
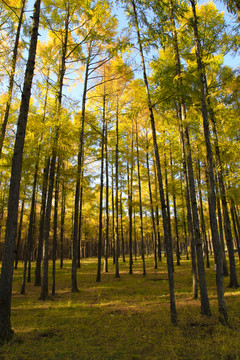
[{"left": 1, "top": 255, "right": 240, "bottom": 359}]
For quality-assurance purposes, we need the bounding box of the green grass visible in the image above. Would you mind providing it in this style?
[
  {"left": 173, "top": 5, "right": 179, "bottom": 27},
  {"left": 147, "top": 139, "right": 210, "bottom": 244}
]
[{"left": 1, "top": 255, "right": 240, "bottom": 360}]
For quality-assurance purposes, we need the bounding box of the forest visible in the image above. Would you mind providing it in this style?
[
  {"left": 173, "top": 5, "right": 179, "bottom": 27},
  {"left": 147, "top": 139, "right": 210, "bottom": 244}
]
[{"left": 0, "top": 0, "right": 240, "bottom": 357}]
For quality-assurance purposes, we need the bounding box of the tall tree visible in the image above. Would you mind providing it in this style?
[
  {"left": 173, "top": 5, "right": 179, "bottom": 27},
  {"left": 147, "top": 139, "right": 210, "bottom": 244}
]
[
  {"left": 0, "top": 0, "right": 42, "bottom": 342},
  {"left": 190, "top": 0, "right": 228, "bottom": 324},
  {"left": 129, "top": 0, "right": 177, "bottom": 324}
]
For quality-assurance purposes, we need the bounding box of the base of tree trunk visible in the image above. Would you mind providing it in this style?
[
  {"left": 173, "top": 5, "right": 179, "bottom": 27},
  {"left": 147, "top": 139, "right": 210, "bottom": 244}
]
[{"left": 0, "top": 325, "right": 14, "bottom": 345}]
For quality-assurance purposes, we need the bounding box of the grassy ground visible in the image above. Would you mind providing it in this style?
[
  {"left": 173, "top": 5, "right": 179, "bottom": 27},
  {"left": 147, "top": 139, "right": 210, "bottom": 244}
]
[{"left": 1, "top": 255, "right": 240, "bottom": 360}]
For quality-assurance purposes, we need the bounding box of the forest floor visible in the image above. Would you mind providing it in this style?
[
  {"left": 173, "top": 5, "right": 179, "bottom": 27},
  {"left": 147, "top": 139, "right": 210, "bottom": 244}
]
[{"left": 1, "top": 255, "right": 240, "bottom": 360}]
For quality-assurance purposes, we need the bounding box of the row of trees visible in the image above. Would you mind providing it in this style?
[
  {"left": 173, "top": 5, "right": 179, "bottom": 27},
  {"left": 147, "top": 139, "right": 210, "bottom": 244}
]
[{"left": 0, "top": 0, "right": 240, "bottom": 342}]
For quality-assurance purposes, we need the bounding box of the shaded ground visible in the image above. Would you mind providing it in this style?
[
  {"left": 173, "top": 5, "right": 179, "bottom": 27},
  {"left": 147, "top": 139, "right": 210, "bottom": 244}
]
[{"left": 1, "top": 256, "right": 240, "bottom": 359}]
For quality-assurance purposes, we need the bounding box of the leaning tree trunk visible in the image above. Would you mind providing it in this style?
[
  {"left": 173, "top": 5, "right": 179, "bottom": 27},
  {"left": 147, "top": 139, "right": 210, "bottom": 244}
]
[
  {"left": 131, "top": 0, "right": 177, "bottom": 324},
  {"left": 190, "top": 0, "right": 228, "bottom": 324},
  {"left": 0, "top": 0, "right": 41, "bottom": 343}
]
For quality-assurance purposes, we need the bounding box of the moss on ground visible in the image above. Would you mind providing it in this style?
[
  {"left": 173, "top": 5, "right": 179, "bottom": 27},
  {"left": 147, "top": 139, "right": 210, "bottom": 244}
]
[{"left": 1, "top": 255, "right": 240, "bottom": 359}]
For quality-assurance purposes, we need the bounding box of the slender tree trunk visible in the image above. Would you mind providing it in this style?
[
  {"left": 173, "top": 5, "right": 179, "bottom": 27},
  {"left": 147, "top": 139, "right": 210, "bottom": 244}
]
[
  {"left": 0, "top": 0, "right": 41, "bottom": 342},
  {"left": 103, "top": 116, "right": 109, "bottom": 273},
  {"left": 120, "top": 192, "right": 125, "bottom": 262},
  {"left": 40, "top": 154, "right": 56, "bottom": 300},
  {"left": 115, "top": 101, "right": 120, "bottom": 278},
  {"left": 215, "top": 174, "right": 228, "bottom": 276},
  {"left": 230, "top": 201, "right": 240, "bottom": 263},
  {"left": 77, "top": 183, "right": 83, "bottom": 268},
  {"left": 146, "top": 142, "right": 157, "bottom": 269},
  {"left": 52, "top": 159, "right": 60, "bottom": 295},
  {"left": 170, "top": 149, "right": 180, "bottom": 266},
  {"left": 96, "top": 102, "right": 105, "bottom": 283},
  {"left": 190, "top": 0, "right": 228, "bottom": 323},
  {"left": 111, "top": 158, "right": 115, "bottom": 264},
  {"left": 153, "top": 158, "right": 162, "bottom": 262},
  {"left": 131, "top": 0, "right": 177, "bottom": 324},
  {"left": 134, "top": 205, "right": 137, "bottom": 260},
  {"left": 72, "top": 26, "right": 91, "bottom": 294},
  {"left": 21, "top": 157, "right": 39, "bottom": 294},
  {"left": 35, "top": 157, "right": 50, "bottom": 285},
  {"left": 127, "top": 127, "right": 134, "bottom": 274},
  {"left": 196, "top": 158, "right": 210, "bottom": 269},
  {"left": 0, "top": 0, "right": 26, "bottom": 157},
  {"left": 60, "top": 180, "right": 66, "bottom": 269},
  {"left": 168, "top": 0, "right": 198, "bottom": 299},
  {"left": 205, "top": 74, "right": 238, "bottom": 288},
  {"left": 15, "top": 197, "right": 25, "bottom": 270},
  {"left": 136, "top": 122, "right": 146, "bottom": 275}
]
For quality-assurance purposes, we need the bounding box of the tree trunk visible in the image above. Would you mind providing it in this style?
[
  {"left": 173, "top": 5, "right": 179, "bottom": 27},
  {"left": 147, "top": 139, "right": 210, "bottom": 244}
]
[
  {"left": 131, "top": 0, "right": 176, "bottom": 324},
  {"left": 96, "top": 100, "right": 105, "bottom": 282},
  {"left": 127, "top": 126, "right": 134, "bottom": 274},
  {"left": 14, "top": 196, "right": 25, "bottom": 270},
  {"left": 196, "top": 158, "right": 210, "bottom": 269},
  {"left": 52, "top": 159, "right": 60, "bottom": 295},
  {"left": 170, "top": 149, "right": 180, "bottom": 266},
  {"left": 60, "top": 180, "right": 66, "bottom": 269},
  {"left": 103, "top": 115, "right": 109, "bottom": 273},
  {"left": 215, "top": 174, "right": 228, "bottom": 276},
  {"left": 72, "top": 18, "right": 91, "bottom": 294},
  {"left": 21, "top": 157, "right": 39, "bottom": 294},
  {"left": 0, "top": 0, "right": 41, "bottom": 342},
  {"left": 35, "top": 157, "right": 50, "bottom": 285},
  {"left": 136, "top": 122, "right": 146, "bottom": 275},
  {"left": 146, "top": 141, "right": 157, "bottom": 269},
  {"left": 115, "top": 101, "right": 120, "bottom": 278},
  {"left": 190, "top": 0, "right": 228, "bottom": 323},
  {"left": 120, "top": 192, "right": 125, "bottom": 262},
  {"left": 205, "top": 72, "right": 238, "bottom": 288}
]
